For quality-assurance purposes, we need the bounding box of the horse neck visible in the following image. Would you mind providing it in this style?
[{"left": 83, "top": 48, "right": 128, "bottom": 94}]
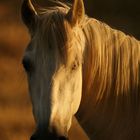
[{"left": 80, "top": 18, "right": 140, "bottom": 111}]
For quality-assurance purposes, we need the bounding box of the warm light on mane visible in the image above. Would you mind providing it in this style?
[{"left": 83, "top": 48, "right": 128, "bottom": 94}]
[
  {"left": 82, "top": 19, "right": 140, "bottom": 104},
  {"left": 37, "top": 0, "right": 70, "bottom": 15}
]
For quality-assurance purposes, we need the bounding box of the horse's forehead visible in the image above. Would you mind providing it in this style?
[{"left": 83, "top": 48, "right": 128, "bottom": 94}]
[
  {"left": 40, "top": 10, "right": 66, "bottom": 24},
  {"left": 37, "top": 13, "right": 69, "bottom": 38},
  {"left": 27, "top": 12, "right": 78, "bottom": 62}
]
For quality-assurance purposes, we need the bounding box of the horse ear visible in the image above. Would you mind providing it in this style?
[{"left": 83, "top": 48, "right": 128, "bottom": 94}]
[
  {"left": 66, "top": 0, "right": 85, "bottom": 26},
  {"left": 21, "top": 0, "right": 38, "bottom": 32}
]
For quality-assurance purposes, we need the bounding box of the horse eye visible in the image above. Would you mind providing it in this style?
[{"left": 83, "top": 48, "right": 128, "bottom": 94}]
[
  {"left": 22, "top": 57, "right": 32, "bottom": 73},
  {"left": 71, "top": 61, "right": 79, "bottom": 71}
]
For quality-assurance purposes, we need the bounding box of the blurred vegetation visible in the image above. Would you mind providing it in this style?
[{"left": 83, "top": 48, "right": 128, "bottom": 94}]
[{"left": 0, "top": 1, "right": 33, "bottom": 140}]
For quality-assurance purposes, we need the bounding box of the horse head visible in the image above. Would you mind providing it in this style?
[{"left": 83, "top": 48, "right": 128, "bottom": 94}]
[{"left": 21, "top": 0, "right": 85, "bottom": 139}]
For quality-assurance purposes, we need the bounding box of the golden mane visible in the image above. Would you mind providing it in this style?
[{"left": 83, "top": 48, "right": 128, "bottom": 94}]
[
  {"left": 36, "top": 0, "right": 70, "bottom": 15},
  {"left": 82, "top": 18, "right": 140, "bottom": 105}
]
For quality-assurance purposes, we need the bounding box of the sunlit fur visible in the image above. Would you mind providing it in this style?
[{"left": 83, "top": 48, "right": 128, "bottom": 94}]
[{"left": 23, "top": 1, "right": 140, "bottom": 140}]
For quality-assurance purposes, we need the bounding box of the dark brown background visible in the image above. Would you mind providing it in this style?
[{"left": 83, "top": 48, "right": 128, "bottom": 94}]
[{"left": 0, "top": 0, "right": 140, "bottom": 140}]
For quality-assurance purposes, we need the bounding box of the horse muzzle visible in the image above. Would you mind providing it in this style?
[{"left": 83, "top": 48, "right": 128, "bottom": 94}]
[{"left": 30, "top": 131, "right": 69, "bottom": 140}]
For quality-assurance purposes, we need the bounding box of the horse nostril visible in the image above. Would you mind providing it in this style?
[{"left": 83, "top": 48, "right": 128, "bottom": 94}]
[
  {"left": 30, "top": 136, "right": 35, "bottom": 140},
  {"left": 58, "top": 136, "right": 68, "bottom": 140},
  {"left": 30, "top": 134, "right": 38, "bottom": 140}
]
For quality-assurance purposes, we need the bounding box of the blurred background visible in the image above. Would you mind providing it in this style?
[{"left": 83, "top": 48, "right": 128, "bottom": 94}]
[{"left": 0, "top": 0, "right": 140, "bottom": 140}]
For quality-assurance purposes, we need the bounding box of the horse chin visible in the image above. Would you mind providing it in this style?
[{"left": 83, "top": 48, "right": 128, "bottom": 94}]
[
  {"left": 30, "top": 135, "right": 68, "bottom": 140},
  {"left": 30, "top": 129, "right": 69, "bottom": 140}
]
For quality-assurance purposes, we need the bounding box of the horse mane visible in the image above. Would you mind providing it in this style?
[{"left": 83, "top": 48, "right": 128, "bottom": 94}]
[
  {"left": 36, "top": 0, "right": 70, "bottom": 15},
  {"left": 34, "top": 0, "right": 140, "bottom": 106},
  {"left": 82, "top": 18, "right": 140, "bottom": 106}
]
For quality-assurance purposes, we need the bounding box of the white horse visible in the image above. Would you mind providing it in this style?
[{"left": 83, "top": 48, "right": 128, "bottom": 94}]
[{"left": 21, "top": 0, "right": 140, "bottom": 139}]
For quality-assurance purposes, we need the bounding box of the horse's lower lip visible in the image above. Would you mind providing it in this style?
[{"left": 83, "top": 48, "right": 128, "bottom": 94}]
[
  {"left": 58, "top": 136, "right": 68, "bottom": 140},
  {"left": 30, "top": 132, "right": 68, "bottom": 140},
  {"left": 30, "top": 136, "right": 68, "bottom": 140}
]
